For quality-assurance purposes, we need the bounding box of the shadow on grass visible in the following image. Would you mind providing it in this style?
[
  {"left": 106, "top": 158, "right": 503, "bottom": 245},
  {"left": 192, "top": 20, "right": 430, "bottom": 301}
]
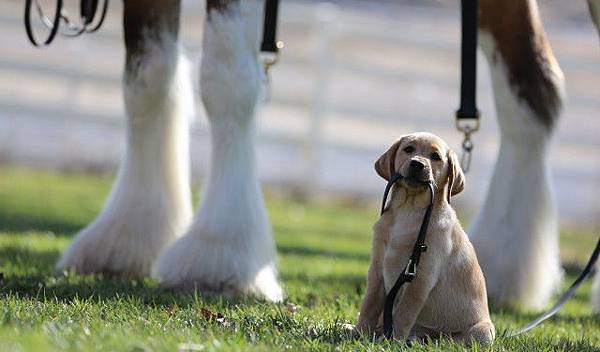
[
  {"left": 274, "top": 223, "right": 370, "bottom": 242},
  {"left": 491, "top": 295, "right": 591, "bottom": 320},
  {"left": 497, "top": 335, "right": 600, "bottom": 352},
  {"left": 0, "top": 246, "right": 274, "bottom": 309},
  {"left": 277, "top": 244, "right": 369, "bottom": 262},
  {"left": 0, "top": 271, "right": 271, "bottom": 309},
  {"left": 0, "top": 244, "right": 60, "bottom": 271},
  {"left": 281, "top": 271, "right": 365, "bottom": 296},
  {"left": 492, "top": 297, "right": 596, "bottom": 336},
  {"left": 0, "top": 243, "right": 366, "bottom": 310},
  {"left": 0, "top": 212, "right": 83, "bottom": 237}
]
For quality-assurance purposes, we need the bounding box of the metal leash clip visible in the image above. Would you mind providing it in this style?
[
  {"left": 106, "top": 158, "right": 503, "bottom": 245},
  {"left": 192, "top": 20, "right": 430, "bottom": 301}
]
[
  {"left": 261, "top": 41, "right": 284, "bottom": 74},
  {"left": 455, "top": 116, "right": 479, "bottom": 173},
  {"left": 260, "top": 40, "right": 284, "bottom": 102}
]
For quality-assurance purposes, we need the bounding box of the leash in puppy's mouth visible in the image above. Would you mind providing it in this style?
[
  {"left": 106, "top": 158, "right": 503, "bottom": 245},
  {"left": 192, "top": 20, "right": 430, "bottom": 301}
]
[
  {"left": 379, "top": 173, "right": 433, "bottom": 215},
  {"left": 380, "top": 173, "right": 404, "bottom": 215},
  {"left": 380, "top": 173, "right": 435, "bottom": 339}
]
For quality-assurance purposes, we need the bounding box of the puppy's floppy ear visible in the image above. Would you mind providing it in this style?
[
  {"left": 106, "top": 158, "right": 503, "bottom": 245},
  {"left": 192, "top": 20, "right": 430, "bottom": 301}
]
[
  {"left": 375, "top": 138, "right": 404, "bottom": 181},
  {"left": 446, "top": 149, "right": 465, "bottom": 202}
]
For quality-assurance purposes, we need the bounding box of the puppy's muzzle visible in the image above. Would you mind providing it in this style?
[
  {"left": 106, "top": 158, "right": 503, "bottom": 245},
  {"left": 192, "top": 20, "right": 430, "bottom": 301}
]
[
  {"left": 406, "top": 159, "right": 431, "bottom": 185},
  {"left": 409, "top": 160, "right": 424, "bottom": 173}
]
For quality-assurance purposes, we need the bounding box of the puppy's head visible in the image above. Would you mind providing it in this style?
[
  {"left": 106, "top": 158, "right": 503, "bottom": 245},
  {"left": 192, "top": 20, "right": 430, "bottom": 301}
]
[{"left": 375, "top": 132, "right": 465, "bottom": 202}]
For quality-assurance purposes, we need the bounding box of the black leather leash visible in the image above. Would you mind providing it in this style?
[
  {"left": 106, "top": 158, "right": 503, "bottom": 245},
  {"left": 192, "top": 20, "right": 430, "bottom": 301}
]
[
  {"left": 504, "top": 237, "right": 600, "bottom": 337},
  {"left": 24, "top": 0, "right": 109, "bottom": 47},
  {"left": 380, "top": 174, "right": 435, "bottom": 339},
  {"left": 379, "top": 173, "right": 405, "bottom": 216},
  {"left": 455, "top": 0, "right": 480, "bottom": 172}
]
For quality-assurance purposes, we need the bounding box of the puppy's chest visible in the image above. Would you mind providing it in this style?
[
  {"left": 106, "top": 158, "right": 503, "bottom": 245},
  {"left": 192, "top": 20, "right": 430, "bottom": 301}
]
[
  {"left": 383, "top": 215, "right": 423, "bottom": 249},
  {"left": 380, "top": 218, "right": 425, "bottom": 288},
  {"left": 379, "top": 212, "right": 451, "bottom": 289}
]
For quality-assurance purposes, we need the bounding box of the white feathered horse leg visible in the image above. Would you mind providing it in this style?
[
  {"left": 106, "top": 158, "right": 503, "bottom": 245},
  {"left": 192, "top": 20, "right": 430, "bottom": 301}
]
[
  {"left": 471, "top": 0, "right": 564, "bottom": 308},
  {"left": 153, "top": 0, "right": 283, "bottom": 302},
  {"left": 587, "top": 0, "right": 600, "bottom": 314},
  {"left": 57, "top": 0, "right": 193, "bottom": 276}
]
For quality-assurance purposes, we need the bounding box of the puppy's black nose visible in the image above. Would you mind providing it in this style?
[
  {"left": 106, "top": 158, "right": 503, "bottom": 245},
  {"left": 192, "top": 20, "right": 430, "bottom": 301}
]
[{"left": 409, "top": 160, "right": 425, "bottom": 172}]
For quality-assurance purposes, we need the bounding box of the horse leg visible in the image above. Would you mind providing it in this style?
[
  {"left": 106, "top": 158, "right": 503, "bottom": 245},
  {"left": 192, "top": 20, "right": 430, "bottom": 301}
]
[
  {"left": 153, "top": 0, "right": 283, "bottom": 301},
  {"left": 471, "top": 0, "right": 564, "bottom": 308},
  {"left": 586, "top": 0, "right": 600, "bottom": 314},
  {"left": 57, "top": 0, "right": 193, "bottom": 276}
]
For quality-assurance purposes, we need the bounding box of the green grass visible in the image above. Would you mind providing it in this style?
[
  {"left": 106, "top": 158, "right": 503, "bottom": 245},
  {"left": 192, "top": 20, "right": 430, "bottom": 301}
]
[{"left": 0, "top": 167, "right": 598, "bottom": 351}]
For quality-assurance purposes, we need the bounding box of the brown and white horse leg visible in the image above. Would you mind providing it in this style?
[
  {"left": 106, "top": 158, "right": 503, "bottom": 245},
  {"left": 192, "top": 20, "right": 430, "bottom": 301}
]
[
  {"left": 470, "top": 0, "right": 564, "bottom": 308},
  {"left": 587, "top": 0, "right": 600, "bottom": 314},
  {"left": 153, "top": 0, "right": 283, "bottom": 301},
  {"left": 57, "top": 0, "right": 193, "bottom": 276}
]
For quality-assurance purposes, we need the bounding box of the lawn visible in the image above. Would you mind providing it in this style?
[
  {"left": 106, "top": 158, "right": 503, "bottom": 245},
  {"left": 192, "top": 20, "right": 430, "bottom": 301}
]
[{"left": 0, "top": 167, "right": 598, "bottom": 351}]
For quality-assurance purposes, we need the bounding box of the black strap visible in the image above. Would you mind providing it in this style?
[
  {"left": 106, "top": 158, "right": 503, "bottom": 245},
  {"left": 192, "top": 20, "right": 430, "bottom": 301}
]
[
  {"left": 455, "top": 0, "right": 479, "bottom": 120},
  {"left": 24, "top": 0, "right": 109, "bottom": 47},
  {"left": 382, "top": 182, "right": 434, "bottom": 339},
  {"left": 380, "top": 173, "right": 404, "bottom": 215},
  {"left": 261, "top": 0, "right": 280, "bottom": 54},
  {"left": 82, "top": 0, "right": 109, "bottom": 33},
  {"left": 80, "top": 0, "right": 98, "bottom": 26},
  {"left": 24, "top": 0, "right": 62, "bottom": 46},
  {"left": 504, "top": 237, "right": 600, "bottom": 337}
]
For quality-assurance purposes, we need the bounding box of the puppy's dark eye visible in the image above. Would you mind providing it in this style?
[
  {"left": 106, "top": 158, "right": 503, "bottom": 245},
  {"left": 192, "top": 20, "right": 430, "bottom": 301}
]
[
  {"left": 403, "top": 146, "right": 415, "bottom": 153},
  {"left": 431, "top": 152, "right": 442, "bottom": 161}
]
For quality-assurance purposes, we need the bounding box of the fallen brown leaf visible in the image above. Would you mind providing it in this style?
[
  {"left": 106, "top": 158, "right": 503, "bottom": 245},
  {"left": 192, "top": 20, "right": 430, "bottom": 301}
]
[
  {"left": 200, "top": 308, "right": 230, "bottom": 327},
  {"left": 286, "top": 303, "right": 299, "bottom": 314}
]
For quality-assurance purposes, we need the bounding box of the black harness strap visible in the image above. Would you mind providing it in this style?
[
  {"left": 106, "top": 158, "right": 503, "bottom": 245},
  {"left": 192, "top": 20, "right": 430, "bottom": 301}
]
[
  {"left": 455, "top": 0, "right": 479, "bottom": 121},
  {"left": 505, "top": 237, "right": 600, "bottom": 337},
  {"left": 381, "top": 176, "right": 435, "bottom": 340},
  {"left": 261, "top": 0, "right": 281, "bottom": 55}
]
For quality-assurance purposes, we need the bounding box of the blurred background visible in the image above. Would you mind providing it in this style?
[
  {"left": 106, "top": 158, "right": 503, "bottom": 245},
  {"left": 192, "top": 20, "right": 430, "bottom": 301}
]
[{"left": 0, "top": 0, "right": 598, "bottom": 231}]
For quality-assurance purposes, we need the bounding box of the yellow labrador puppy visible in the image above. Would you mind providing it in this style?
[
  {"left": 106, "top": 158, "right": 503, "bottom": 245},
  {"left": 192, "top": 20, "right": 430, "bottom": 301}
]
[{"left": 357, "top": 132, "right": 494, "bottom": 345}]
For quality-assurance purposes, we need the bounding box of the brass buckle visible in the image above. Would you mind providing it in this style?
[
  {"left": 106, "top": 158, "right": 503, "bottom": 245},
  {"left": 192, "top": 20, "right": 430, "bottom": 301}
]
[{"left": 403, "top": 259, "right": 416, "bottom": 281}]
